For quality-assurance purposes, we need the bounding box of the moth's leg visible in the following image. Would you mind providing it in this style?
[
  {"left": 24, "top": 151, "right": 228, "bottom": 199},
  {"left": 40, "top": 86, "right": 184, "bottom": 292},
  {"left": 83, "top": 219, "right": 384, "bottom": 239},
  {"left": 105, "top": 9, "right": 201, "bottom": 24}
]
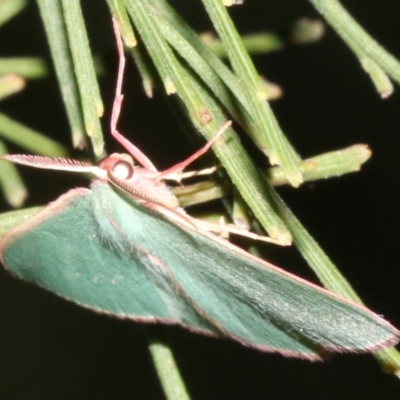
[
  {"left": 178, "top": 165, "right": 220, "bottom": 180},
  {"left": 145, "top": 199, "right": 287, "bottom": 245},
  {"left": 158, "top": 121, "right": 231, "bottom": 180},
  {"left": 111, "top": 19, "right": 157, "bottom": 172},
  {"left": 192, "top": 218, "right": 289, "bottom": 246}
]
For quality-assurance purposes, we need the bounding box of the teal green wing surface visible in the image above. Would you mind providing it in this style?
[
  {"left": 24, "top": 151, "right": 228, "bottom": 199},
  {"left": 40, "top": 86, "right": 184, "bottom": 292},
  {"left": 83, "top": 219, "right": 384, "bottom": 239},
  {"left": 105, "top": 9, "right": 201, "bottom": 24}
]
[
  {"left": 0, "top": 187, "right": 178, "bottom": 323},
  {"left": 1, "top": 183, "right": 398, "bottom": 360}
]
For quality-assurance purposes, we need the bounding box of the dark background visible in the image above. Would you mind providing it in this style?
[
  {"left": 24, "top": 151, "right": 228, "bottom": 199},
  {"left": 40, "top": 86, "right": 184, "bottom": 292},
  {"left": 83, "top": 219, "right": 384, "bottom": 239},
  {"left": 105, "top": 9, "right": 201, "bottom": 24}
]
[{"left": 1, "top": 0, "right": 400, "bottom": 398}]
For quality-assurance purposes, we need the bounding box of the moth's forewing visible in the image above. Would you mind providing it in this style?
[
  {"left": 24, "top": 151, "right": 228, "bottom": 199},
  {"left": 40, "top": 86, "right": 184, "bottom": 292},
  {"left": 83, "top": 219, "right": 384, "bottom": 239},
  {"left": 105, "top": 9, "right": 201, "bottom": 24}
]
[
  {"left": 0, "top": 187, "right": 177, "bottom": 321},
  {"left": 1, "top": 183, "right": 398, "bottom": 360}
]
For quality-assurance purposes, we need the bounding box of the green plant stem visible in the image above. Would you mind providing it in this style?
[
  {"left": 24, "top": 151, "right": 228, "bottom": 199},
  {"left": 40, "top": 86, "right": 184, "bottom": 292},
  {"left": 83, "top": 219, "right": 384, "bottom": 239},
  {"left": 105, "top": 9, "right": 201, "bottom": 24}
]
[
  {"left": 201, "top": 0, "right": 302, "bottom": 187},
  {"left": 310, "top": 0, "right": 400, "bottom": 97},
  {"left": 144, "top": 326, "right": 190, "bottom": 400},
  {"left": 36, "top": 0, "right": 86, "bottom": 149},
  {"left": 0, "top": 112, "right": 68, "bottom": 156},
  {"left": 0, "top": 74, "right": 25, "bottom": 100},
  {"left": 0, "top": 0, "right": 28, "bottom": 27},
  {"left": 267, "top": 144, "right": 371, "bottom": 186},
  {"left": 106, "top": 0, "right": 137, "bottom": 47},
  {"left": 203, "top": 31, "right": 284, "bottom": 56},
  {"left": 0, "top": 141, "right": 27, "bottom": 208},
  {"left": 129, "top": 46, "right": 156, "bottom": 98},
  {"left": 0, "top": 58, "right": 47, "bottom": 79},
  {"left": 175, "top": 143, "right": 371, "bottom": 207},
  {"left": 0, "top": 206, "right": 43, "bottom": 237},
  {"left": 60, "top": 0, "right": 104, "bottom": 156}
]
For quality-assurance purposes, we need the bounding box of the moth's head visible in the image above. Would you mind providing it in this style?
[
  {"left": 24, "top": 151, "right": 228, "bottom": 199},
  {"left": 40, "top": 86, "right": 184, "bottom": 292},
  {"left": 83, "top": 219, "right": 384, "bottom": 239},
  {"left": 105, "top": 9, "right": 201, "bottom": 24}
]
[{"left": 98, "top": 153, "right": 135, "bottom": 181}]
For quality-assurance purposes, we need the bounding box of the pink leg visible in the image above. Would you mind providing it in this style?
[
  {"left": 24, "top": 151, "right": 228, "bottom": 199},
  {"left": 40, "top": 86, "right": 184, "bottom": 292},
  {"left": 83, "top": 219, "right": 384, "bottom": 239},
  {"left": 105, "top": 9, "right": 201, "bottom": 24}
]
[
  {"left": 111, "top": 19, "right": 157, "bottom": 171},
  {"left": 158, "top": 120, "right": 231, "bottom": 179}
]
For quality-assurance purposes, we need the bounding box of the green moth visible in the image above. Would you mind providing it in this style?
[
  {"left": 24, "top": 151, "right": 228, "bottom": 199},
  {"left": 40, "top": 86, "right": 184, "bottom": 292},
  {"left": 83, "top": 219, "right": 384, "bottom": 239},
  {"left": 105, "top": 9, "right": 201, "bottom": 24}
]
[
  {"left": 0, "top": 19, "right": 398, "bottom": 361},
  {"left": 0, "top": 153, "right": 399, "bottom": 360}
]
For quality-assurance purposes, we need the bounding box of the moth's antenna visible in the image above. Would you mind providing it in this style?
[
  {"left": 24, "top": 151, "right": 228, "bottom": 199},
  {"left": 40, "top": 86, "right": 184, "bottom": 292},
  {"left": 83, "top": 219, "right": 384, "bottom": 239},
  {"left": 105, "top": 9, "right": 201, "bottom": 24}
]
[{"left": 0, "top": 154, "right": 104, "bottom": 177}]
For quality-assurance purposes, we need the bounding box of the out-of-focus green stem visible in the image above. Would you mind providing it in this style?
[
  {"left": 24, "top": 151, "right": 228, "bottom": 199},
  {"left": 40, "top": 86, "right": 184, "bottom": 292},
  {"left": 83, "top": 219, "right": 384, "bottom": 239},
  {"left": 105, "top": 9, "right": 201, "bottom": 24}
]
[
  {"left": 0, "top": 58, "right": 47, "bottom": 79},
  {"left": 0, "top": 141, "right": 27, "bottom": 208},
  {"left": 310, "top": 0, "right": 400, "bottom": 97},
  {"left": 0, "top": 206, "right": 43, "bottom": 237},
  {"left": 0, "top": 0, "right": 28, "bottom": 27},
  {"left": 0, "top": 112, "right": 68, "bottom": 156},
  {"left": 0, "top": 74, "right": 25, "bottom": 100},
  {"left": 144, "top": 326, "right": 191, "bottom": 400},
  {"left": 202, "top": 31, "right": 284, "bottom": 56}
]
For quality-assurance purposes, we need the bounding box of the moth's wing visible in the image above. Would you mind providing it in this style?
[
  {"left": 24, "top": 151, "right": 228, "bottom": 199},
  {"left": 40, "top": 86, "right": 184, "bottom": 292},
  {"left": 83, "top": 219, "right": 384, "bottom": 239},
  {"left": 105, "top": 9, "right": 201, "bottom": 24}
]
[
  {"left": 1, "top": 184, "right": 398, "bottom": 360},
  {"left": 89, "top": 185, "right": 399, "bottom": 359},
  {"left": 0, "top": 187, "right": 209, "bottom": 327}
]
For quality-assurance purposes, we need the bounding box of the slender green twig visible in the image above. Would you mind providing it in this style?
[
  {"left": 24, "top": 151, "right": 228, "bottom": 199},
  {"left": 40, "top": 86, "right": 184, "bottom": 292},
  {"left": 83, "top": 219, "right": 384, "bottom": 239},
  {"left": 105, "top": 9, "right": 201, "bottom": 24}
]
[
  {"left": 0, "top": 58, "right": 47, "bottom": 79},
  {"left": 144, "top": 327, "right": 190, "bottom": 400},
  {"left": 0, "top": 206, "right": 43, "bottom": 237},
  {"left": 0, "top": 112, "right": 68, "bottom": 156},
  {"left": 267, "top": 144, "right": 371, "bottom": 186},
  {"left": 0, "top": 141, "right": 27, "bottom": 208},
  {"left": 0, "top": 0, "right": 28, "bottom": 27},
  {"left": 201, "top": 0, "right": 303, "bottom": 187},
  {"left": 175, "top": 144, "right": 372, "bottom": 207},
  {"left": 106, "top": 0, "right": 137, "bottom": 47},
  {"left": 37, "top": 0, "right": 87, "bottom": 149},
  {"left": 60, "top": 0, "right": 105, "bottom": 156},
  {"left": 0, "top": 74, "right": 25, "bottom": 100},
  {"left": 310, "top": 0, "right": 400, "bottom": 97}
]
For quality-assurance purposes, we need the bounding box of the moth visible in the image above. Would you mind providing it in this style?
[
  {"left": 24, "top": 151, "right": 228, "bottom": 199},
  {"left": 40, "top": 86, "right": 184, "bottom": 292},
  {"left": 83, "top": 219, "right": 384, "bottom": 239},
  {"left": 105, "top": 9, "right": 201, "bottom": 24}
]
[{"left": 0, "top": 20, "right": 398, "bottom": 361}]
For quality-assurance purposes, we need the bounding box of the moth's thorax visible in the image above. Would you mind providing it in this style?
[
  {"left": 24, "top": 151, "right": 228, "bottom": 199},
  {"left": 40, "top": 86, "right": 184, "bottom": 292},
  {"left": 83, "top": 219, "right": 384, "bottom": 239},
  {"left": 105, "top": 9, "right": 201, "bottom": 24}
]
[{"left": 98, "top": 153, "right": 179, "bottom": 209}]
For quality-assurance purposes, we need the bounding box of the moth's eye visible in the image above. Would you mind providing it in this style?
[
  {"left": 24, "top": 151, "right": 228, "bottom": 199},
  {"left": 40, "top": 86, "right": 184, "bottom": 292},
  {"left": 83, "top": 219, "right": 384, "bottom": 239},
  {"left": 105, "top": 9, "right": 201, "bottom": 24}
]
[{"left": 112, "top": 160, "right": 134, "bottom": 180}]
